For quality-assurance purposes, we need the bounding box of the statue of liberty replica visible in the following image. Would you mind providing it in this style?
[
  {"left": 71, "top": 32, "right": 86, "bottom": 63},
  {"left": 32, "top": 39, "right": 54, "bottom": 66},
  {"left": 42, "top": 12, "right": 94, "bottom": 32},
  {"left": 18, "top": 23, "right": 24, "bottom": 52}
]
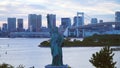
[{"left": 45, "top": 14, "right": 68, "bottom": 68}]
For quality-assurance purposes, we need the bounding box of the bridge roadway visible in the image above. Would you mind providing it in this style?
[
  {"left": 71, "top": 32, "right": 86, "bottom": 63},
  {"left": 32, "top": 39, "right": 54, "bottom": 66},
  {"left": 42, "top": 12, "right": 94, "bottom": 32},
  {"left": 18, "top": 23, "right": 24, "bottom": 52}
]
[{"left": 70, "top": 22, "right": 120, "bottom": 29}]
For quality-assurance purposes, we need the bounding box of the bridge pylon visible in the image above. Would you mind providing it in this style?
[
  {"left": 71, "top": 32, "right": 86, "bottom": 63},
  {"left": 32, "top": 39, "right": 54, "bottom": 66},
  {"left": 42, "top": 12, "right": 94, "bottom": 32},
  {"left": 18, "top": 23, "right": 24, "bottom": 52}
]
[{"left": 76, "top": 12, "right": 84, "bottom": 37}]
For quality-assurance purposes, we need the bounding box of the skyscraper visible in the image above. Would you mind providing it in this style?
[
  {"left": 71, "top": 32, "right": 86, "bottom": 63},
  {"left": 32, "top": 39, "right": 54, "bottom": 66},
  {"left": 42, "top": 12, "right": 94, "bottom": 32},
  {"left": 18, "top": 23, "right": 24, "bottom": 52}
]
[
  {"left": 115, "top": 11, "right": 120, "bottom": 22},
  {"left": 115, "top": 11, "right": 120, "bottom": 30},
  {"left": 36, "top": 15, "right": 42, "bottom": 31},
  {"left": 0, "top": 27, "right": 1, "bottom": 31},
  {"left": 61, "top": 18, "right": 71, "bottom": 28},
  {"left": 73, "top": 16, "right": 84, "bottom": 26},
  {"left": 7, "top": 18, "right": 16, "bottom": 32},
  {"left": 17, "top": 19, "right": 23, "bottom": 32},
  {"left": 99, "top": 20, "right": 103, "bottom": 23},
  {"left": 28, "top": 14, "right": 42, "bottom": 32},
  {"left": 47, "top": 14, "right": 56, "bottom": 29},
  {"left": 91, "top": 18, "right": 98, "bottom": 24},
  {"left": 2, "top": 23, "right": 7, "bottom": 32}
]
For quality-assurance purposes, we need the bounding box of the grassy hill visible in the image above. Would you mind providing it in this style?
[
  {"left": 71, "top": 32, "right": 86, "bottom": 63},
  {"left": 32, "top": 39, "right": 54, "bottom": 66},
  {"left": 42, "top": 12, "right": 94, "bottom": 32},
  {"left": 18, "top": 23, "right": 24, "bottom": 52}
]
[{"left": 39, "top": 34, "right": 120, "bottom": 47}]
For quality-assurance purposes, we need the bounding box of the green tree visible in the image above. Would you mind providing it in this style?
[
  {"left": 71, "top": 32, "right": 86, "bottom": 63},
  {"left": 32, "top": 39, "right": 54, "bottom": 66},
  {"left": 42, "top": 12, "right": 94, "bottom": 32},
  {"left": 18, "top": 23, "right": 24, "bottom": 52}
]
[
  {"left": 0, "top": 63, "right": 14, "bottom": 68},
  {"left": 89, "top": 46, "right": 116, "bottom": 68}
]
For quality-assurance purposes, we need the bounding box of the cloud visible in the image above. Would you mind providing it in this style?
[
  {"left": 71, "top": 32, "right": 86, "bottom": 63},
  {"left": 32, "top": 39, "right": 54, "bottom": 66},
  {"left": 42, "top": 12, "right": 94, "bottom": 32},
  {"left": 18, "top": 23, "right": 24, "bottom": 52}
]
[
  {"left": 0, "top": 0, "right": 120, "bottom": 28},
  {"left": 27, "top": 4, "right": 47, "bottom": 10}
]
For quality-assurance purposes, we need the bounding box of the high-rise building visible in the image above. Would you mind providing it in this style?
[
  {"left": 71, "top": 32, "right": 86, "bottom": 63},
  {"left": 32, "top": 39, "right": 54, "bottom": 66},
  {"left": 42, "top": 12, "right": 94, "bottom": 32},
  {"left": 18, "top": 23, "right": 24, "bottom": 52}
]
[
  {"left": 17, "top": 19, "right": 23, "bottom": 32},
  {"left": 99, "top": 20, "right": 103, "bottom": 23},
  {"left": 28, "top": 14, "right": 42, "bottom": 32},
  {"left": 7, "top": 18, "right": 16, "bottom": 32},
  {"left": 61, "top": 18, "right": 71, "bottom": 29},
  {"left": 28, "top": 14, "right": 36, "bottom": 32},
  {"left": 47, "top": 14, "right": 56, "bottom": 29},
  {"left": 36, "top": 15, "right": 42, "bottom": 31},
  {"left": 115, "top": 11, "right": 120, "bottom": 30},
  {"left": 91, "top": 18, "right": 98, "bottom": 24},
  {"left": 2, "top": 23, "right": 7, "bottom": 32},
  {"left": 73, "top": 16, "right": 84, "bottom": 26},
  {"left": 0, "top": 27, "right": 1, "bottom": 31},
  {"left": 115, "top": 11, "right": 120, "bottom": 22}
]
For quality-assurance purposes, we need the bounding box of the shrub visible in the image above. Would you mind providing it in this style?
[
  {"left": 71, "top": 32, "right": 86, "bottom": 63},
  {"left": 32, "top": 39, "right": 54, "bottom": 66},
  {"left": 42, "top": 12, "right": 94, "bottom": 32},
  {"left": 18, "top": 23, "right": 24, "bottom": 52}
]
[
  {"left": 89, "top": 46, "right": 116, "bottom": 68},
  {"left": 0, "top": 63, "right": 14, "bottom": 68}
]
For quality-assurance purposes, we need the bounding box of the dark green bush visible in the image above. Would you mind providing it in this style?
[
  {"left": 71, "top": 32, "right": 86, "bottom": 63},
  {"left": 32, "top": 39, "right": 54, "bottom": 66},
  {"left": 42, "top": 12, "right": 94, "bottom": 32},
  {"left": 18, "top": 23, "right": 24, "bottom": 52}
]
[
  {"left": 0, "top": 63, "right": 14, "bottom": 68},
  {"left": 89, "top": 46, "right": 116, "bottom": 68}
]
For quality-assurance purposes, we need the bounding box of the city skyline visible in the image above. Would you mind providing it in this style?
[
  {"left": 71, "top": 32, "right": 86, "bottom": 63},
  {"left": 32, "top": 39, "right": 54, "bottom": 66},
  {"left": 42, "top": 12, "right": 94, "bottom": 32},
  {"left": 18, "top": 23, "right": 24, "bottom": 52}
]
[{"left": 0, "top": 0, "right": 120, "bottom": 29}]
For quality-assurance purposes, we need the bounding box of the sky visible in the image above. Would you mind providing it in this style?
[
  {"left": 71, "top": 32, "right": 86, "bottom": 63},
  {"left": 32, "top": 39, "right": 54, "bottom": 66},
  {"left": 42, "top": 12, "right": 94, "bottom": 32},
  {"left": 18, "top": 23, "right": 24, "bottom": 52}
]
[{"left": 0, "top": 0, "right": 120, "bottom": 29}]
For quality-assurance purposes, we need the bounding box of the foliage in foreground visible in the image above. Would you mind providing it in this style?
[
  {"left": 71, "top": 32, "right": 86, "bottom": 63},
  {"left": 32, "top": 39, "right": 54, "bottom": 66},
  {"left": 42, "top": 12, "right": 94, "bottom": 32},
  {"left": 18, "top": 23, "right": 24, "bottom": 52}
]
[
  {"left": 89, "top": 46, "right": 116, "bottom": 68},
  {"left": 0, "top": 63, "right": 14, "bottom": 68},
  {"left": 0, "top": 63, "right": 25, "bottom": 68}
]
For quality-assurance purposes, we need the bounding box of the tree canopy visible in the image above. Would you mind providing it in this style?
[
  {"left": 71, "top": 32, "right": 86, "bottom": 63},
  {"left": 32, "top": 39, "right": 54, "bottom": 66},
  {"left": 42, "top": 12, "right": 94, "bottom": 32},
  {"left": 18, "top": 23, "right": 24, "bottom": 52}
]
[{"left": 89, "top": 46, "right": 116, "bottom": 68}]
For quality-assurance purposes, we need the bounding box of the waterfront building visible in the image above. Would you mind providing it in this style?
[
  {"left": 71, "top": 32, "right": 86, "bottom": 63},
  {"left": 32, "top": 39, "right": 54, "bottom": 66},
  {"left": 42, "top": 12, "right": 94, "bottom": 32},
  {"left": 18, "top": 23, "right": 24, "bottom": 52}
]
[
  {"left": 115, "top": 11, "right": 120, "bottom": 22},
  {"left": 28, "top": 14, "right": 42, "bottom": 32},
  {"left": 91, "top": 18, "right": 98, "bottom": 24},
  {"left": 10, "top": 32, "right": 50, "bottom": 38},
  {"left": 99, "top": 20, "right": 103, "bottom": 23},
  {"left": 0, "top": 27, "right": 1, "bottom": 31},
  {"left": 2, "top": 23, "right": 7, "bottom": 32},
  {"left": 17, "top": 19, "right": 23, "bottom": 32},
  {"left": 7, "top": 18, "right": 16, "bottom": 32},
  {"left": 61, "top": 18, "right": 71, "bottom": 29},
  {"left": 36, "top": 15, "right": 42, "bottom": 31},
  {"left": 115, "top": 11, "right": 120, "bottom": 30},
  {"left": 40, "top": 27, "right": 49, "bottom": 32},
  {"left": 47, "top": 14, "right": 56, "bottom": 29}
]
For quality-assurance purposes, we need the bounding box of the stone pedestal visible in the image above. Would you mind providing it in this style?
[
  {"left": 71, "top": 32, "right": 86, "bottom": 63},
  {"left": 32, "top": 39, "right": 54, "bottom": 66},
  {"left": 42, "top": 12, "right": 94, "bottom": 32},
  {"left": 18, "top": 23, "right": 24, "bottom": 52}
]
[{"left": 45, "top": 65, "right": 68, "bottom": 68}]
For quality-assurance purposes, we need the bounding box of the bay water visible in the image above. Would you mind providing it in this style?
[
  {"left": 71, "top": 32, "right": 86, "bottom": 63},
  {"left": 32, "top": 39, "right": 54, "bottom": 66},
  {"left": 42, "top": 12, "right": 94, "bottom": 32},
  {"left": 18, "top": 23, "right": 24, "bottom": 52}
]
[{"left": 0, "top": 38, "right": 119, "bottom": 68}]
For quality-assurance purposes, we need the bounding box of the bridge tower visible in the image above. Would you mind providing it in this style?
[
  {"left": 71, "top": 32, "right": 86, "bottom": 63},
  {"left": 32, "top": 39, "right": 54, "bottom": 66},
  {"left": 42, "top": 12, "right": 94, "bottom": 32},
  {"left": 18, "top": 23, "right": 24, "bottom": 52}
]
[{"left": 76, "top": 12, "right": 84, "bottom": 37}]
